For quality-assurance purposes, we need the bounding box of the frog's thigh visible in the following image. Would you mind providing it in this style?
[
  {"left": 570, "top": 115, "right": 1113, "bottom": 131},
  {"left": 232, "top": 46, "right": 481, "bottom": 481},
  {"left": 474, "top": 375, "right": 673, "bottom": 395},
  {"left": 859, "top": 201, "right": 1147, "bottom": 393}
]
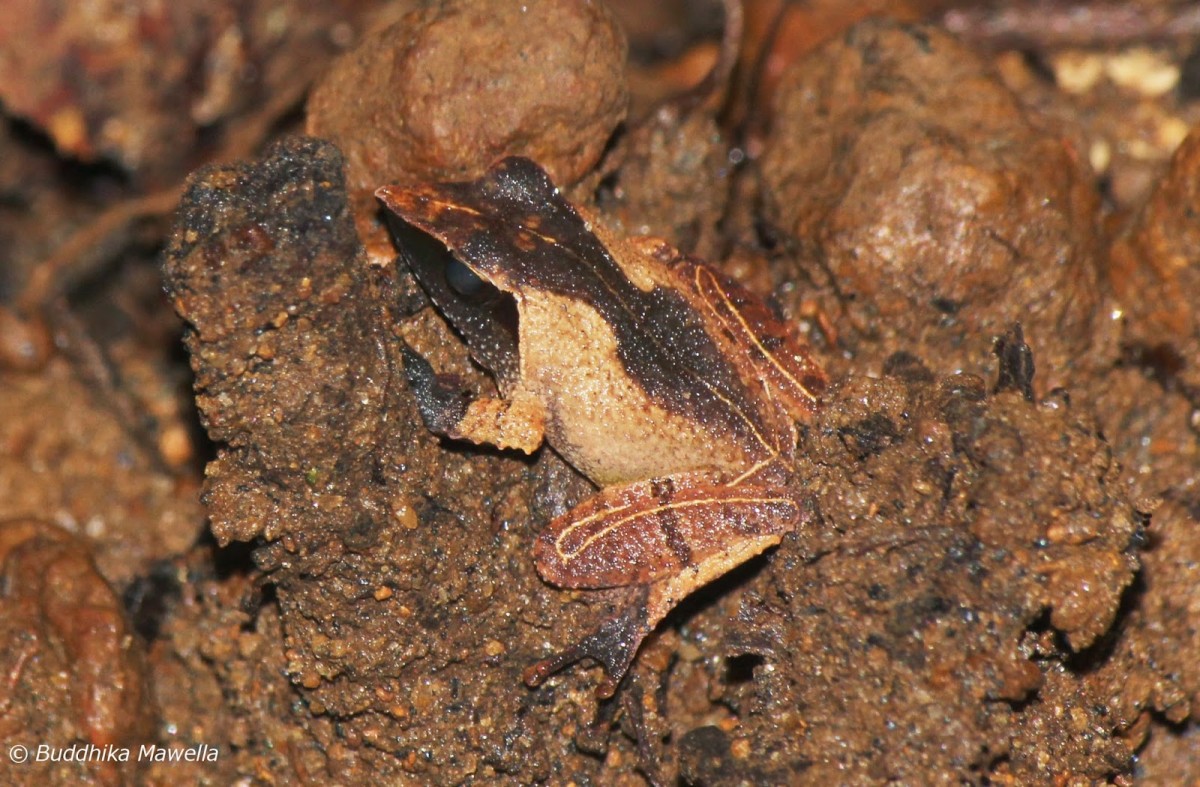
[{"left": 534, "top": 474, "right": 799, "bottom": 590}]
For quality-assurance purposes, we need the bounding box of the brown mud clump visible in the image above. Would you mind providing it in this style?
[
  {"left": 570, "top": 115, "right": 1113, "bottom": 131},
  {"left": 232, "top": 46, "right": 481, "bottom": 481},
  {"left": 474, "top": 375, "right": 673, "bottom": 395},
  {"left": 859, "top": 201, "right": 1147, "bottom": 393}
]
[
  {"left": 729, "top": 353, "right": 1140, "bottom": 782},
  {"left": 0, "top": 519, "right": 153, "bottom": 786},
  {"left": 4, "top": 1, "right": 1200, "bottom": 784},
  {"left": 1110, "top": 128, "right": 1200, "bottom": 387},
  {"left": 761, "top": 21, "right": 1108, "bottom": 393},
  {"left": 306, "top": 0, "right": 630, "bottom": 192},
  {"left": 163, "top": 137, "right": 573, "bottom": 782}
]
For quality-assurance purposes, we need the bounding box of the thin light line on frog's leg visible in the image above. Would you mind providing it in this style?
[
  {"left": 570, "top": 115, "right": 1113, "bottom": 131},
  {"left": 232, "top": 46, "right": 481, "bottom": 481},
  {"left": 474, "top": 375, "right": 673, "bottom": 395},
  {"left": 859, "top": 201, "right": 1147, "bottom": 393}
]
[
  {"left": 553, "top": 499, "right": 639, "bottom": 543},
  {"left": 554, "top": 495, "right": 799, "bottom": 562},
  {"left": 692, "top": 377, "right": 777, "bottom": 457},
  {"left": 695, "top": 266, "right": 820, "bottom": 405},
  {"left": 728, "top": 457, "right": 778, "bottom": 486}
]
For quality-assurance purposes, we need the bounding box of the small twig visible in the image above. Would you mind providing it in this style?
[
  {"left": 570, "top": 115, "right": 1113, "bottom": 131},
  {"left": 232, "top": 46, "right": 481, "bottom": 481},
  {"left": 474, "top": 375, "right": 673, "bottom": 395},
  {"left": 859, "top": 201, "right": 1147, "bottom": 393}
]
[
  {"left": 736, "top": 0, "right": 793, "bottom": 150},
  {"left": 943, "top": 2, "right": 1200, "bottom": 50},
  {"left": 45, "top": 298, "right": 174, "bottom": 473},
  {"left": 18, "top": 188, "right": 183, "bottom": 313},
  {"left": 0, "top": 642, "right": 35, "bottom": 719},
  {"left": 686, "top": 0, "right": 745, "bottom": 113},
  {"left": 20, "top": 58, "right": 325, "bottom": 313},
  {"left": 592, "top": 0, "right": 745, "bottom": 186},
  {"left": 6, "top": 56, "right": 329, "bottom": 474}
]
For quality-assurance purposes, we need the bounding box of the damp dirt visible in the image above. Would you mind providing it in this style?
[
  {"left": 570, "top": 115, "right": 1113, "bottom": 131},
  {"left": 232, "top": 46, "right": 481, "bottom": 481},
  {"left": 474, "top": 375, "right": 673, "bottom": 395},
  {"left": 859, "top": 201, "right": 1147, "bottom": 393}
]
[{"left": 3, "top": 1, "right": 1199, "bottom": 784}]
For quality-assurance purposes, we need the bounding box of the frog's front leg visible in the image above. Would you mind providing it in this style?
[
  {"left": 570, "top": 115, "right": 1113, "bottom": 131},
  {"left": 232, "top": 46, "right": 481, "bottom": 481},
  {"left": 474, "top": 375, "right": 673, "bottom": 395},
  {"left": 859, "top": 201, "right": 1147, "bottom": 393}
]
[
  {"left": 523, "top": 473, "right": 805, "bottom": 697},
  {"left": 402, "top": 343, "right": 545, "bottom": 453}
]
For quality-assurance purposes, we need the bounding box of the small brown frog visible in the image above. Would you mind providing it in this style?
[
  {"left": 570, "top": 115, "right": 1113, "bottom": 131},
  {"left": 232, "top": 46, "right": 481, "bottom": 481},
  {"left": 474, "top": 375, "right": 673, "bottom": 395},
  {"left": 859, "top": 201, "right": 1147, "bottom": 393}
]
[{"left": 377, "top": 157, "right": 827, "bottom": 697}]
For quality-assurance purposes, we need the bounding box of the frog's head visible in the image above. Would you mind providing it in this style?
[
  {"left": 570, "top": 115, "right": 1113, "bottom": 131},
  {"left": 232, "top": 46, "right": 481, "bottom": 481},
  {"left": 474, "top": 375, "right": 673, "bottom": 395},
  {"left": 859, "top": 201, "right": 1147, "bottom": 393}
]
[
  {"left": 377, "top": 156, "right": 629, "bottom": 391},
  {"left": 376, "top": 160, "right": 556, "bottom": 389}
]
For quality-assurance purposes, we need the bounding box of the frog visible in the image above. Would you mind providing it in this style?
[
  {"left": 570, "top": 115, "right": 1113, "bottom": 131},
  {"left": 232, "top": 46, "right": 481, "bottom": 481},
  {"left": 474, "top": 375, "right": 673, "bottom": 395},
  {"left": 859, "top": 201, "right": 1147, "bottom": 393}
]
[{"left": 376, "top": 156, "right": 828, "bottom": 698}]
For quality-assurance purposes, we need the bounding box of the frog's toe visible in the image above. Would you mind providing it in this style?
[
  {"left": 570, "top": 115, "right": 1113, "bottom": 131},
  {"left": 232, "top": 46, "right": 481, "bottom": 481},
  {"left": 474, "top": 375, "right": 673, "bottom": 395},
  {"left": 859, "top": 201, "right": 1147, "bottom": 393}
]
[{"left": 523, "top": 603, "right": 648, "bottom": 699}]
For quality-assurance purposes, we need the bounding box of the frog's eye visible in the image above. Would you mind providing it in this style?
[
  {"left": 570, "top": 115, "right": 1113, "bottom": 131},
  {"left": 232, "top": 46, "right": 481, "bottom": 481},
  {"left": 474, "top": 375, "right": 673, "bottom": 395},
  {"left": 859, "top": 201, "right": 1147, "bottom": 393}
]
[{"left": 446, "top": 258, "right": 488, "bottom": 300}]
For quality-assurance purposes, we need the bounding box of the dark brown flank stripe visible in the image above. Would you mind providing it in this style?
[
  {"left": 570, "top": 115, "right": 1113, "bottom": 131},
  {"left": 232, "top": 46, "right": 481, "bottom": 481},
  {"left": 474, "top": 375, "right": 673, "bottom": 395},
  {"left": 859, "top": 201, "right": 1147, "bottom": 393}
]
[
  {"left": 650, "top": 478, "right": 695, "bottom": 569},
  {"left": 379, "top": 157, "right": 769, "bottom": 452}
]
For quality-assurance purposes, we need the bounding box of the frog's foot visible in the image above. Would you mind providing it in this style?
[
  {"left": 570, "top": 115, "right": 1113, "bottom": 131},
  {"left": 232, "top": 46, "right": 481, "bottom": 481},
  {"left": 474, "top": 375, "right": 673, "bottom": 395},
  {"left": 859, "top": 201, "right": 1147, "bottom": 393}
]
[{"left": 523, "top": 595, "right": 649, "bottom": 699}]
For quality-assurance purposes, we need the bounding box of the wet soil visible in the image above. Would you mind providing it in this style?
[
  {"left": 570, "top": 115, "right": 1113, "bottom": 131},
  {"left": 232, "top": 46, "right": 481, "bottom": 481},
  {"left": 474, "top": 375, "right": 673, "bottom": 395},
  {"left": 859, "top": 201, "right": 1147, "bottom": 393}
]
[{"left": 3, "top": 1, "right": 1200, "bottom": 784}]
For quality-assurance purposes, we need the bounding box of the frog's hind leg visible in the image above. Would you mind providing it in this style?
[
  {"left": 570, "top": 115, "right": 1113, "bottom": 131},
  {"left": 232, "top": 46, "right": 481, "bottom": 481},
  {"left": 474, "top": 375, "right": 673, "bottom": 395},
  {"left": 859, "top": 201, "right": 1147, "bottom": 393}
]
[
  {"left": 525, "top": 473, "right": 806, "bottom": 696},
  {"left": 524, "top": 540, "right": 786, "bottom": 699}
]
